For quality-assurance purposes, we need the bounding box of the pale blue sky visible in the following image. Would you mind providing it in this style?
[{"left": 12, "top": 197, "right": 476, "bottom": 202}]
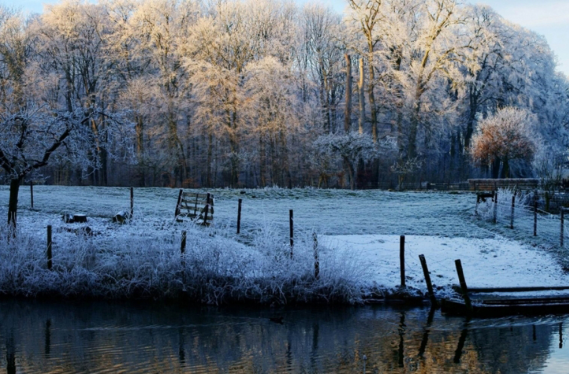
[{"left": 3, "top": 0, "right": 568, "bottom": 76}]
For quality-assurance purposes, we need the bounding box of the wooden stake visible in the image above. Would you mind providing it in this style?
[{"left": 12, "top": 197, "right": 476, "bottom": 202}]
[
  {"left": 175, "top": 189, "right": 183, "bottom": 217},
  {"left": 30, "top": 181, "right": 34, "bottom": 209},
  {"left": 130, "top": 187, "right": 134, "bottom": 218},
  {"left": 203, "top": 193, "right": 210, "bottom": 226},
  {"left": 534, "top": 201, "right": 538, "bottom": 237},
  {"left": 180, "top": 230, "right": 187, "bottom": 254},
  {"left": 561, "top": 208, "right": 565, "bottom": 247},
  {"left": 455, "top": 259, "right": 471, "bottom": 310},
  {"left": 400, "top": 235, "right": 405, "bottom": 288},
  {"left": 419, "top": 254, "right": 437, "bottom": 307},
  {"left": 493, "top": 191, "right": 498, "bottom": 224},
  {"left": 237, "top": 199, "right": 242, "bottom": 234},
  {"left": 510, "top": 195, "right": 515, "bottom": 229},
  {"left": 313, "top": 232, "right": 319, "bottom": 279},
  {"left": 289, "top": 209, "right": 294, "bottom": 258},
  {"left": 47, "top": 225, "right": 52, "bottom": 270}
]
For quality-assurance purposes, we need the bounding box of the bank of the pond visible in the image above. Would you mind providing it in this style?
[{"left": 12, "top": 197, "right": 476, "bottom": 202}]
[{"left": 1, "top": 187, "right": 568, "bottom": 305}]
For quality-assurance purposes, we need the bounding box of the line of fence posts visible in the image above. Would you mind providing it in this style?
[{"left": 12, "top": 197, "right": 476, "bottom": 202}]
[{"left": 485, "top": 190, "right": 569, "bottom": 247}]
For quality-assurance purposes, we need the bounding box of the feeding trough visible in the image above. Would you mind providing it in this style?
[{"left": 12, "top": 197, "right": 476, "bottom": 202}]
[{"left": 62, "top": 214, "right": 88, "bottom": 224}]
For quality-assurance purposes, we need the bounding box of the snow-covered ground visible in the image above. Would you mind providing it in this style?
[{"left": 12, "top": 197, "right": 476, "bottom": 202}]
[
  {"left": 322, "top": 235, "right": 569, "bottom": 299},
  {"left": 0, "top": 185, "right": 567, "bottom": 303}
]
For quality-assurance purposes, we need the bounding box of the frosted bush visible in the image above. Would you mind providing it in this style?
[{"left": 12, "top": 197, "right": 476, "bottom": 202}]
[{"left": 477, "top": 187, "right": 533, "bottom": 221}]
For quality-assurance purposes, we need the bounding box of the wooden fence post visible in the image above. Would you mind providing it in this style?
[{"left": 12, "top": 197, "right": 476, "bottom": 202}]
[
  {"left": 289, "top": 210, "right": 294, "bottom": 258},
  {"left": 534, "top": 201, "right": 538, "bottom": 237},
  {"left": 475, "top": 194, "right": 479, "bottom": 216},
  {"left": 561, "top": 208, "right": 565, "bottom": 247},
  {"left": 313, "top": 232, "right": 319, "bottom": 279},
  {"left": 510, "top": 195, "right": 515, "bottom": 229},
  {"left": 130, "top": 187, "right": 134, "bottom": 218},
  {"left": 455, "top": 259, "right": 472, "bottom": 311},
  {"left": 180, "top": 230, "right": 187, "bottom": 254},
  {"left": 419, "top": 254, "right": 437, "bottom": 307},
  {"left": 30, "top": 181, "right": 34, "bottom": 209},
  {"left": 175, "top": 189, "right": 183, "bottom": 218},
  {"left": 237, "top": 199, "right": 242, "bottom": 234},
  {"left": 400, "top": 235, "right": 406, "bottom": 288},
  {"left": 493, "top": 191, "right": 499, "bottom": 224},
  {"left": 203, "top": 193, "right": 211, "bottom": 226},
  {"left": 47, "top": 225, "right": 52, "bottom": 270}
]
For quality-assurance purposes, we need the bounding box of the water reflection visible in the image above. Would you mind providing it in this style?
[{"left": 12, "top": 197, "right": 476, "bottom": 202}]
[{"left": 0, "top": 299, "right": 568, "bottom": 373}]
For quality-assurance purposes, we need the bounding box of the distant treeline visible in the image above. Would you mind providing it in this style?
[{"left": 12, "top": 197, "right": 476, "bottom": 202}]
[{"left": 1, "top": 0, "right": 568, "bottom": 189}]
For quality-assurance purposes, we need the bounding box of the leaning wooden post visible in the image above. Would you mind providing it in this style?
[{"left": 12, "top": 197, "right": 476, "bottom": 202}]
[
  {"left": 47, "top": 225, "right": 52, "bottom": 270},
  {"left": 455, "top": 259, "right": 472, "bottom": 311},
  {"left": 175, "top": 189, "right": 183, "bottom": 218},
  {"left": 419, "top": 254, "right": 437, "bottom": 307},
  {"left": 534, "top": 201, "right": 538, "bottom": 237},
  {"left": 510, "top": 195, "right": 515, "bottom": 229},
  {"left": 237, "top": 199, "right": 242, "bottom": 234},
  {"left": 180, "top": 230, "right": 187, "bottom": 254},
  {"left": 203, "top": 193, "right": 211, "bottom": 226},
  {"left": 313, "top": 232, "right": 319, "bottom": 279},
  {"left": 400, "top": 235, "right": 406, "bottom": 288},
  {"left": 130, "top": 187, "right": 134, "bottom": 218},
  {"left": 289, "top": 210, "right": 294, "bottom": 258},
  {"left": 30, "top": 181, "right": 34, "bottom": 209},
  {"left": 561, "top": 208, "right": 565, "bottom": 247},
  {"left": 493, "top": 191, "right": 499, "bottom": 224}
]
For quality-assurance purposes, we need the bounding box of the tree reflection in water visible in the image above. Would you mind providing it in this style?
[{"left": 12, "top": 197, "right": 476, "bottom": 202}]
[{"left": 0, "top": 299, "right": 566, "bottom": 373}]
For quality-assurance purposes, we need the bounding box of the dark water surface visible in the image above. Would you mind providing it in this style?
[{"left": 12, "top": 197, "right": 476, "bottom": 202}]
[{"left": 1, "top": 300, "right": 569, "bottom": 373}]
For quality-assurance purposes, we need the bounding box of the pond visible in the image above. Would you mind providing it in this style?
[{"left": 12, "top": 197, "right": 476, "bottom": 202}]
[{"left": 1, "top": 299, "right": 568, "bottom": 373}]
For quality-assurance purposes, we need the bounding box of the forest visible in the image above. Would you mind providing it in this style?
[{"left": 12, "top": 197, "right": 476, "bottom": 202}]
[{"left": 0, "top": 0, "right": 568, "bottom": 191}]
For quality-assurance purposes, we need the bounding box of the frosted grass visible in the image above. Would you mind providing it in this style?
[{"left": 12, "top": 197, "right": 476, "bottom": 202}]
[{"left": 0, "top": 219, "right": 371, "bottom": 304}]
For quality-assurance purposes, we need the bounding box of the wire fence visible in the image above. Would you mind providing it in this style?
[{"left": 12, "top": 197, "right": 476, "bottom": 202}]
[{"left": 475, "top": 188, "right": 569, "bottom": 247}]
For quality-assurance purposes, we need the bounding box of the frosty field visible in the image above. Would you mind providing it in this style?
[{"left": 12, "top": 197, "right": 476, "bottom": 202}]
[{"left": 0, "top": 185, "right": 567, "bottom": 304}]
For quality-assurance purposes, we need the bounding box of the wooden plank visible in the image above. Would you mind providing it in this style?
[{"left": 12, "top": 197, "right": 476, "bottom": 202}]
[
  {"left": 482, "top": 297, "right": 569, "bottom": 305},
  {"left": 468, "top": 286, "right": 569, "bottom": 293}
]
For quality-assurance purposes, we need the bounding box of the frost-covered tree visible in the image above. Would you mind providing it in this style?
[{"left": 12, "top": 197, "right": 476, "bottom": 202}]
[
  {"left": 0, "top": 107, "right": 97, "bottom": 228},
  {"left": 314, "top": 132, "right": 395, "bottom": 189},
  {"left": 0, "top": 0, "right": 566, "bottom": 189},
  {"left": 470, "top": 107, "right": 538, "bottom": 178}
]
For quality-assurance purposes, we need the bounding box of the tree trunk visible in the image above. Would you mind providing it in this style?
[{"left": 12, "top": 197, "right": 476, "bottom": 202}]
[
  {"left": 343, "top": 157, "right": 355, "bottom": 190},
  {"left": 501, "top": 157, "right": 510, "bottom": 179},
  {"left": 207, "top": 132, "right": 213, "bottom": 187},
  {"left": 368, "top": 50, "right": 377, "bottom": 143},
  {"left": 491, "top": 157, "right": 501, "bottom": 179},
  {"left": 259, "top": 133, "right": 266, "bottom": 187},
  {"left": 8, "top": 177, "right": 22, "bottom": 229},
  {"left": 358, "top": 57, "right": 365, "bottom": 134},
  {"left": 408, "top": 99, "right": 421, "bottom": 159},
  {"left": 344, "top": 54, "right": 352, "bottom": 133}
]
